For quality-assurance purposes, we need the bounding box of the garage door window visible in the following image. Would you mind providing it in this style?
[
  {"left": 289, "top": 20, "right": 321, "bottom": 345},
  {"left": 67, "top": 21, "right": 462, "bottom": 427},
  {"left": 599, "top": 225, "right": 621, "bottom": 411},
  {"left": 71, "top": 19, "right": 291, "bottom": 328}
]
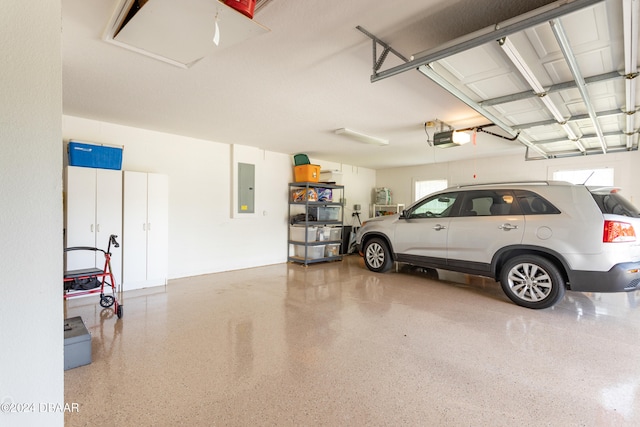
[
  {"left": 414, "top": 179, "right": 448, "bottom": 201},
  {"left": 552, "top": 168, "right": 613, "bottom": 186}
]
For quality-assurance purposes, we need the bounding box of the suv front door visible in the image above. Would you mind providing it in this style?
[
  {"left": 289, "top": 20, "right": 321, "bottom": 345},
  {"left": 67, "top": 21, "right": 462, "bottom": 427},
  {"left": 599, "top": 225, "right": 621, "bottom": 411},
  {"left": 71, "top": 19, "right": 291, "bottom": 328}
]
[
  {"left": 446, "top": 190, "right": 525, "bottom": 274},
  {"left": 393, "top": 191, "right": 460, "bottom": 268}
]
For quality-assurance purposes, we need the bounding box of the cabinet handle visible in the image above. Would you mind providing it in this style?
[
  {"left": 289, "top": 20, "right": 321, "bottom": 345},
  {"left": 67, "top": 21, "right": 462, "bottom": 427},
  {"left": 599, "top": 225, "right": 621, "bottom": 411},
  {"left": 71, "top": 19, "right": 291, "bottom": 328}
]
[
  {"left": 143, "top": 223, "right": 146, "bottom": 231},
  {"left": 148, "top": 222, "right": 152, "bottom": 231},
  {"left": 97, "top": 224, "right": 100, "bottom": 232},
  {"left": 91, "top": 224, "right": 94, "bottom": 232}
]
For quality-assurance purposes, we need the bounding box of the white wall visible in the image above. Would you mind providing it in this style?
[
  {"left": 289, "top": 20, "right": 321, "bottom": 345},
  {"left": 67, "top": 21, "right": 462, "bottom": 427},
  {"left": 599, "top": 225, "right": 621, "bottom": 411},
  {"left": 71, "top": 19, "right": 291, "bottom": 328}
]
[
  {"left": 376, "top": 151, "right": 640, "bottom": 207},
  {"left": 0, "top": 1, "right": 64, "bottom": 426},
  {"left": 62, "top": 116, "right": 377, "bottom": 281}
]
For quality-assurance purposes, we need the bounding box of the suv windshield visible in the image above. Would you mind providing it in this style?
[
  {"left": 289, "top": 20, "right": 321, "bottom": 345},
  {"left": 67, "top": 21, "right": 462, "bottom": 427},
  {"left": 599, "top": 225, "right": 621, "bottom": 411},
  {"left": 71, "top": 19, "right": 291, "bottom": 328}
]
[{"left": 590, "top": 190, "right": 640, "bottom": 218}]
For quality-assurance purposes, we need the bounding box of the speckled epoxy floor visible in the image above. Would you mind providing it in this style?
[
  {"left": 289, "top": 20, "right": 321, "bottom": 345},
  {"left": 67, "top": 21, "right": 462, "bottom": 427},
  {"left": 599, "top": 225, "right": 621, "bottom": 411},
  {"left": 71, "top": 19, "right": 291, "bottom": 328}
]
[{"left": 64, "top": 255, "right": 640, "bottom": 426}]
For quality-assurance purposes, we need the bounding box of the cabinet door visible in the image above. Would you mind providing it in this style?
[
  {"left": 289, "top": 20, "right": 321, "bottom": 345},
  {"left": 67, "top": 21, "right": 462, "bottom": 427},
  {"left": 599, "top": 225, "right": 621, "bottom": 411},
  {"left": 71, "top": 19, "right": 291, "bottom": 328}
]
[
  {"left": 123, "top": 171, "right": 148, "bottom": 289},
  {"left": 96, "top": 169, "right": 123, "bottom": 282},
  {"left": 66, "top": 166, "right": 97, "bottom": 270},
  {"left": 146, "top": 173, "right": 169, "bottom": 284}
]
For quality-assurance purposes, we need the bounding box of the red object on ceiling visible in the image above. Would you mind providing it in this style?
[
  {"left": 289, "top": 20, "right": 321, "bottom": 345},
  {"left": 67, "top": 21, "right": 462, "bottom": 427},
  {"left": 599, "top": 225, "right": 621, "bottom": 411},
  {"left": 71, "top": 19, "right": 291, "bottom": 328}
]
[{"left": 225, "top": 0, "right": 256, "bottom": 19}]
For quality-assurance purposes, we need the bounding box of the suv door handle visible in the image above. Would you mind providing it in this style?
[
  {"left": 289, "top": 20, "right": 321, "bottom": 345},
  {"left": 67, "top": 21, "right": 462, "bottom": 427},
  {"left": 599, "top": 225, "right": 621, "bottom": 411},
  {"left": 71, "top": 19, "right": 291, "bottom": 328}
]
[
  {"left": 499, "top": 223, "right": 518, "bottom": 230},
  {"left": 433, "top": 224, "right": 447, "bottom": 231}
]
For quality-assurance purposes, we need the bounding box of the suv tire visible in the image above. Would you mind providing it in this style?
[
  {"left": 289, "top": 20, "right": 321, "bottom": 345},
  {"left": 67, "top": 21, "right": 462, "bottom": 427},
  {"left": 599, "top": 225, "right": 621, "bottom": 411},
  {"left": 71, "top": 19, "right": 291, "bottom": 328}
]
[
  {"left": 500, "top": 254, "right": 566, "bottom": 309},
  {"left": 363, "top": 237, "right": 393, "bottom": 273}
]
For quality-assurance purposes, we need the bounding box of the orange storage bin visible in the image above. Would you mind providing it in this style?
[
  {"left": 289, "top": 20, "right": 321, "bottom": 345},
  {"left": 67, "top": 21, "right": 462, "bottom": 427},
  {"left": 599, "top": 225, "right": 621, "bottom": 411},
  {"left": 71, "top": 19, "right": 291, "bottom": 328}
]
[{"left": 294, "top": 164, "right": 320, "bottom": 182}]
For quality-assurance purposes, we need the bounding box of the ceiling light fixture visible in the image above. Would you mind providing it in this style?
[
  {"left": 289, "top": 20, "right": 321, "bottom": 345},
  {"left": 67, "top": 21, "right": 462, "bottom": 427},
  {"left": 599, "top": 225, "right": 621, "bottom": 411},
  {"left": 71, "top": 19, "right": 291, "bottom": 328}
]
[
  {"left": 452, "top": 130, "right": 471, "bottom": 145},
  {"left": 334, "top": 128, "right": 389, "bottom": 146}
]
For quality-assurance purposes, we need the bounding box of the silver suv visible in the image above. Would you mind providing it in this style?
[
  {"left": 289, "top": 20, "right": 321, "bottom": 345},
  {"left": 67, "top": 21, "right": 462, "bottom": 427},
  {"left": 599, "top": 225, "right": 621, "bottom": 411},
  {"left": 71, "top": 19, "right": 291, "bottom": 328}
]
[{"left": 355, "top": 181, "right": 640, "bottom": 309}]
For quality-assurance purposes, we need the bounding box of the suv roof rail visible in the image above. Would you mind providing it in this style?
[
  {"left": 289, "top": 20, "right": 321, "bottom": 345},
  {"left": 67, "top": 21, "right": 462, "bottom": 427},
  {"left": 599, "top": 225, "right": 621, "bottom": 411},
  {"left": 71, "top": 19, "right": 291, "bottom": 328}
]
[{"left": 453, "top": 180, "right": 572, "bottom": 188}]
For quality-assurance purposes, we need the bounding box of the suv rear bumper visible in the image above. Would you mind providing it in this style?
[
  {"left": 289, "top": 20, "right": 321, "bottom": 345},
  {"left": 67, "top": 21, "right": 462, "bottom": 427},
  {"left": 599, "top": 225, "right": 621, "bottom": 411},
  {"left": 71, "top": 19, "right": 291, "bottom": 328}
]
[{"left": 568, "top": 262, "right": 640, "bottom": 292}]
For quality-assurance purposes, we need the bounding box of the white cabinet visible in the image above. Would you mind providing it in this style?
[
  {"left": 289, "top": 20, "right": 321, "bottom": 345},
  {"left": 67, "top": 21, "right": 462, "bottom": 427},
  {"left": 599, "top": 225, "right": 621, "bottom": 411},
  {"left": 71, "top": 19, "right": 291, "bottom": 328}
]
[
  {"left": 65, "top": 166, "right": 123, "bottom": 282},
  {"left": 123, "top": 171, "right": 168, "bottom": 290}
]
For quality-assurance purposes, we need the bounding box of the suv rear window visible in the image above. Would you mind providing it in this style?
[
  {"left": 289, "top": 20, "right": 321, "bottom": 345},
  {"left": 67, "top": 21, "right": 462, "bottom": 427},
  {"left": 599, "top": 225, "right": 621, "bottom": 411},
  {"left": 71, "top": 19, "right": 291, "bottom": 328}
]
[
  {"left": 514, "top": 190, "right": 560, "bottom": 215},
  {"left": 590, "top": 191, "right": 640, "bottom": 218}
]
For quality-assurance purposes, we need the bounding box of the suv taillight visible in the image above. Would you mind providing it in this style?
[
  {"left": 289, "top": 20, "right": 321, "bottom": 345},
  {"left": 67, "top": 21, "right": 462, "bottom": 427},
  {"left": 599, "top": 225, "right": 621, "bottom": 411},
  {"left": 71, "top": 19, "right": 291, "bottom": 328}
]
[{"left": 603, "top": 220, "right": 636, "bottom": 243}]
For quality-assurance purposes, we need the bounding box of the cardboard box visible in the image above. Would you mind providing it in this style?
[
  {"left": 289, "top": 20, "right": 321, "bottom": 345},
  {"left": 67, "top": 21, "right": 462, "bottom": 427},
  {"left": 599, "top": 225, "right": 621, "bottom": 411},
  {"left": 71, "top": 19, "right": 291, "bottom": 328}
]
[{"left": 291, "top": 188, "right": 318, "bottom": 202}]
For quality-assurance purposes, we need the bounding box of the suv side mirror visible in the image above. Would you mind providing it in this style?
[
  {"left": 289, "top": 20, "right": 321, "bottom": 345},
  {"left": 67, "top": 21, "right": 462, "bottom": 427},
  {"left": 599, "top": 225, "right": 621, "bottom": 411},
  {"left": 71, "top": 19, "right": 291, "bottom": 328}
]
[{"left": 400, "top": 209, "right": 409, "bottom": 219}]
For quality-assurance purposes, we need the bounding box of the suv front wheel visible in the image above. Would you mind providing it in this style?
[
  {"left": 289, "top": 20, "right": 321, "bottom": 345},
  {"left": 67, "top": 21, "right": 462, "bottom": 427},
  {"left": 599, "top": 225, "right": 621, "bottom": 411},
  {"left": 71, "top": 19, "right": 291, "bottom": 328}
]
[
  {"left": 500, "top": 255, "right": 566, "bottom": 309},
  {"left": 363, "top": 237, "right": 393, "bottom": 273}
]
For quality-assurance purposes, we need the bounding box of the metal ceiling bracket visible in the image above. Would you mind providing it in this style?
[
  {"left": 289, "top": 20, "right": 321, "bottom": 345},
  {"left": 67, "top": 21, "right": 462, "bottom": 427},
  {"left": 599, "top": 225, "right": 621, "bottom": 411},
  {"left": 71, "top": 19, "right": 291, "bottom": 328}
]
[
  {"left": 368, "top": 0, "right": 604, "bottom": 83},
  {"left": 356, "top": 26, "right": 409, "bottom": 77},
  {"left": 374, "top": 46, "right": 390, "bottom": 72},
  {"left": 356, "top": 24, "right": 549, "bottom": 158},
  {"left": 524, "top": 146, "right": 549, "bottom": 161}
]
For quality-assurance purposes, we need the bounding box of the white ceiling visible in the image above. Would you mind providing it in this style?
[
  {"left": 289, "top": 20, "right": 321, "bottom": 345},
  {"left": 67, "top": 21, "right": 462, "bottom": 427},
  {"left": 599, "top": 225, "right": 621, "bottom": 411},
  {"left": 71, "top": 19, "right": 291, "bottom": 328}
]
[{"left": 62, "top": 0, "right": 636, "bottom": 169}]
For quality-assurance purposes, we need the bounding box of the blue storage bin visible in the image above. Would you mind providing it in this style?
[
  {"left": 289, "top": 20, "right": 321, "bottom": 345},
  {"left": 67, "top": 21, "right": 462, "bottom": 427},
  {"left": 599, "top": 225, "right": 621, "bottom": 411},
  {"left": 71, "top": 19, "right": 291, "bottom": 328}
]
[{"left": 68, "top": 141, "right": 123, "bottom": 170}]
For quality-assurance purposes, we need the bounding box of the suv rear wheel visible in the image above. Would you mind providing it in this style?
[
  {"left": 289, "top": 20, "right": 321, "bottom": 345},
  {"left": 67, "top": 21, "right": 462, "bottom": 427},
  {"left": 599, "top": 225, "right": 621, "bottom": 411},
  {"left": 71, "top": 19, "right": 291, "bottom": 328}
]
[
  {"left": 500, "top": 255, "right": 565, "bottom": 309},
  {"left": 363, "top": 237, "right": 393, "bottom": 273}
]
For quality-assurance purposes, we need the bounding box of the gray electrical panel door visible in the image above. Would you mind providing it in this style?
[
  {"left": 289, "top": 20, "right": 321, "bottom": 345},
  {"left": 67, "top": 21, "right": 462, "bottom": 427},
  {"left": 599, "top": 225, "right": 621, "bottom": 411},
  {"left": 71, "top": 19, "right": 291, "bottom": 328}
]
[{"left": 238, "top": 163, "right": 255, "bottom": 214}]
